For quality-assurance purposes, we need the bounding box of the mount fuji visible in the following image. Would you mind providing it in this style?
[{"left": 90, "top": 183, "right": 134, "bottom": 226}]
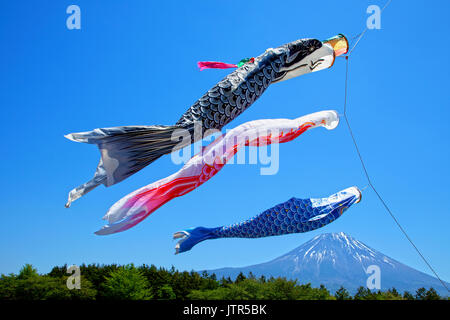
[{"left": 206, "top": 232, "right": 449, "bottom": 295}]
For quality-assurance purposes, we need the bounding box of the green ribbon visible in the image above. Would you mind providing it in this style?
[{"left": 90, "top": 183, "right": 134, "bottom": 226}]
[{"left": 237, "top": 58, "right": 253, "bottom": 68}]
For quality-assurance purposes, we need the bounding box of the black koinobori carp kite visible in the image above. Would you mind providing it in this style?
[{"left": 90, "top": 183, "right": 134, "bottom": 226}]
[{"left": 65, "top": 35, "right": 348, "bottom": 207}]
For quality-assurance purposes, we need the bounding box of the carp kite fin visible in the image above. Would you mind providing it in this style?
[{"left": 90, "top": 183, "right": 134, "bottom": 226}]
[{"left": 65, "top": 124, "right": 192, "bottom": 207}]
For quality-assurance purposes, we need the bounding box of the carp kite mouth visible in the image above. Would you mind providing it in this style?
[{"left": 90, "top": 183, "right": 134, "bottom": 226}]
[{"left": 323, "top": 34, "right": 349, "bottom": 57}]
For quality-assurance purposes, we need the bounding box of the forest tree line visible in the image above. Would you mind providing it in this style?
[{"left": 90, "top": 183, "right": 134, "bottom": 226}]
[{"left": 0, "top": 264, "right": 446, "bottom": 300}]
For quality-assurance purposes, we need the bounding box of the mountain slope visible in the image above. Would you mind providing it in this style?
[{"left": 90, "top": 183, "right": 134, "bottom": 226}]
[{"left": 206, "top": 232, "right": 449, "bottom": 295}]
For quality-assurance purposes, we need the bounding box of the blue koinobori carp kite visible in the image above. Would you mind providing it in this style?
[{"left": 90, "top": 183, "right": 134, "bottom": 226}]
[
  {"left": 94, "top": 110, "right": 340, "bottom": 235},
  {"left": 173, "top": 187, "right": 362, "bottom": 254},
  {"left": 65, "top": 35, "right": 348, "bottom": 207}
]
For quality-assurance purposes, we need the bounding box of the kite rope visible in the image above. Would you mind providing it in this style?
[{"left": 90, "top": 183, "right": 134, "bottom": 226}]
[{"left": 342, "top": 0, "right": 449, "bottom": 292}]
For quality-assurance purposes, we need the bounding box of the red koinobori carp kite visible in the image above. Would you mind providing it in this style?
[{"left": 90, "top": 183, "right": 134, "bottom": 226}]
[
  {"left": 173, "top": 186, "right": 362, "bottom": 254},
  {"left": 65, "top": 35, "right": 348, "bottom": 207},
  {"left": 94, "top": 110, "right": 339, "bottom": 235}
]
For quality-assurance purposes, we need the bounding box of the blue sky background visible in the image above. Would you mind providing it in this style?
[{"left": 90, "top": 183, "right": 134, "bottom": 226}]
[{"left": 1, "top": 1, "right": 449, "bottom": 282}]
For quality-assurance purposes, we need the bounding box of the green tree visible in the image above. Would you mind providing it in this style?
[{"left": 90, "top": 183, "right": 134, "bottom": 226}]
[
  {"left": 63, "top": 276, "right": 97, "bottom": 300},
  {"left": 222, "top": 283, "right": 253, "bottom": 299},
  {"left": 157, "top": 284, "right": 176, "bottom": 300},
  {"left": 4, "top": 263, "right": 436, "bottom": 301},
  {"left": 313, "top": 284, "right": 333, "bottom": 300},
  {"left": 335, "top": 286, "right": 352, "bottom": 300},
  {"left": 188, "top": 278, "right": 263, "bottom": 300},
  {"left": 424, "top": 288, "right": 441, "bottom": 300},
  {"left": 219, "top": 276, "right": 233, "bottom": 287},
  {"left": 235, "top": 272, "right": 247, "bottom": 283},
  {"left": 81, "top": 263, "right": 119, "bottom": 298},
  {"left": 47, "top": 264, "right": 68, "bottom": 278},
  {"left": 102, "top": 264, "right": 152, "bottom": 300},
  {"left": 0, "top": 273, "right": 18, "bottom": 299},
  {"left": 2, "top": 270, "right": 115, "bottom": 300},
  {"left": 188, "top": 287, "right": 233, "bottom": 300},
  {"left": 231, "top": 279, "right": 264, "bottom": 299},
  {"left": 2, "top": 273, "right": 96, "bottom": 300},
  {"left": 354, "top": 286, "right": 375, "bottom": 300},
  {"left": 263, "top": 278, "right": 300, "bottom": 300},
  {"left": 415, "top": 287, "right": 427, "bottom": 300},
  {"left": 403, "top": 291, "right": 415, "bottom": 300},
  {"left": 382, "top": 288, "right": 403, "bottom": 300},
  {"left": 17, "top": 264, "right": 39, "bottom": 280}
]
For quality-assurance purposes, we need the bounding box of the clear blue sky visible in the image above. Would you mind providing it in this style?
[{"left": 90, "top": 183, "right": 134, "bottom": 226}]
[{"left": 1, "top": 1, "right": 449, "bottom": 282}]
